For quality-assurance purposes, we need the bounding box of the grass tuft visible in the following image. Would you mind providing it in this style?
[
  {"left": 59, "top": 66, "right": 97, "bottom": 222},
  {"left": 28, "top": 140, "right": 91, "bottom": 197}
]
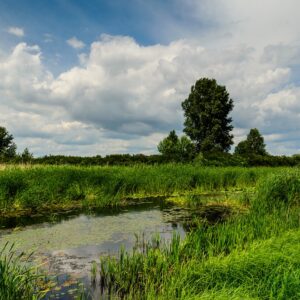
[{"left": 0, "top": 242, "right": 46, "bottom": 300}]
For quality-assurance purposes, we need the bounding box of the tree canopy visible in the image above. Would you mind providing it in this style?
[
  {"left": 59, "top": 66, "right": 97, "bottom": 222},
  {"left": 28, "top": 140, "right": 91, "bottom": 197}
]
[
  {"left": 0, "top": 126, "right": 16, "bottom": 159},
  {"left": 21, "top": 148, "right": 33, "bottom": 163},
  {"left": 181, "top": 78, "right": 234, "bottom": 153},
  {"left": 235, "top": 128, "right": 267, "bottom": 156},
  {"left": 157, "top": 130, "right": 195, "bottom": 162}
]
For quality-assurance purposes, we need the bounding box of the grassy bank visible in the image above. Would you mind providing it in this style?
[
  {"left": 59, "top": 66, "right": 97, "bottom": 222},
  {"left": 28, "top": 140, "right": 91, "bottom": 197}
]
[
  {"left": 0, "top": 164, "right": 288, "bottom": 216},
  {"left": 97, "top": 171, "right": 300, "bottom": 299}
]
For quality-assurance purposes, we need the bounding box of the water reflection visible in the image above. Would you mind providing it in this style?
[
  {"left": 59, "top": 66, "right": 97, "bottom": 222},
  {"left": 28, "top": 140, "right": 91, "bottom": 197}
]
[{"left": 0, "top": 199, "right": 232, "bottom": 299}]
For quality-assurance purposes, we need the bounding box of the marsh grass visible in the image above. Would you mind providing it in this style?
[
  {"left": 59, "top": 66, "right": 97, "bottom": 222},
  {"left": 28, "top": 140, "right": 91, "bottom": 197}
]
[
  {"left": 0, "top": 242, "right": 47, "bottom": 300},
  {"left": 1, "top": 165, "right": 300, "bottom": 299},
  {"left": 96, "top": 172, "right": 300, "bottom": 299},
  {"left": 0, "top": 165, "right": 287, "bottom": 216}
]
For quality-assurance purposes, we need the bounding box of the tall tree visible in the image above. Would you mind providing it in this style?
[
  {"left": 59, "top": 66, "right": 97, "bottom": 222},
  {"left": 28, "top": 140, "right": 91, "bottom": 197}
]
[
  {"left": 181, "top": 78, "right": 234, "bottom": 153},
  {"left": 21, "top": 148, "right": 33, "bottom": 163},
  {"left": 157, "top": 130, "right": 195, "bottom": 162},
  {"left": 235, "top": 128, "right": 267, "bottom": 156},
  {"left": 157, "top": 130, "right": 179, "bottom": 161},
  {"left": 0, "top": 126, "right": 16, "bottom": 159}
]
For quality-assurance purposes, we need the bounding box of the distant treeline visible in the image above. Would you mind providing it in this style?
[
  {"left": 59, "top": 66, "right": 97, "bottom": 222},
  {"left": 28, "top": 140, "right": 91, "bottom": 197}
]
[
  {"left": 32, "top": 154, "right": 164, "bottom": 166},
  {"left": 18, "top": 152, "right": 300, "bottom": 167}
]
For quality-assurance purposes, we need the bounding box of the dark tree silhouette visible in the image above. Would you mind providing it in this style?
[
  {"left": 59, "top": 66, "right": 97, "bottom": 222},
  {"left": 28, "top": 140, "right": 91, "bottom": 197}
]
[
  {"left": 235, "top": 128, "right": 267, "bottom": 156},
  {"left": 0, "top": 126, "right": 16, "bottom": 159},
  {"left": 182, "top": 78, "right": 234, "bottom": 153}
]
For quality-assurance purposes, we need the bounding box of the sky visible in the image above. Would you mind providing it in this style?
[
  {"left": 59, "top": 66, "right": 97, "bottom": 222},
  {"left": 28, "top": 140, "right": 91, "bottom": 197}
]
[{"left": 1, "top": 0, "right": 300, "bottom": 156}]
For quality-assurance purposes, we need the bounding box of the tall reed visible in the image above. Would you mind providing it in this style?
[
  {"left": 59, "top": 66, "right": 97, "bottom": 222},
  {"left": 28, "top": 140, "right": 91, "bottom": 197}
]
[
  {"left": 0, "top": 165, "right": 287, "bottom": 214},
  {"left": 0, "top": 242, "right": 46, "bottom": 300},
  {"left": 95, "top": 171, "right": 300, "bottom": 299}
]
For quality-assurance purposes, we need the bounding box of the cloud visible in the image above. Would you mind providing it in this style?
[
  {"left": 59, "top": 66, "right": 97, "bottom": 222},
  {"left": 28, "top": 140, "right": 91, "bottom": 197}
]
[
  {"left": 2, "top": 0, "right": 300, "bottom": 156},
  {"left": 50, "top": 35, "right": 295, "bottom": 143},
  {"left": 1, "top": 35, "right": 299, "bottom": 156},
  {"left": 67, "top": 37, "right": 85, "bottom": 49},
  {"left": 224, "top": 0, "right": 300, "bottom": 46},
  {"left": 7, "top": 27, "right": 24, "bottom": 37}
]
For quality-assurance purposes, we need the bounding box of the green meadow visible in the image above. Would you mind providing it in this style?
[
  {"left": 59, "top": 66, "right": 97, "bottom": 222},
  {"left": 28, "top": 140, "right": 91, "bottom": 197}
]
[{"left": 0, "top": 165, "right": 300, "bottom": 299}]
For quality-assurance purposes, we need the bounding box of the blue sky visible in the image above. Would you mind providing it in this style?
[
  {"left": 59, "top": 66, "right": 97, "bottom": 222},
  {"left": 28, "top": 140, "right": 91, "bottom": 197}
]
[
  {"left": 0, "top": 0, "right": 215, "bottom": 73},
  {"left": 1, "top": 0, "right": 300, "bottom": 156},
  {"left": 0, "top": 0, "right": 152, "bottom": 73}
]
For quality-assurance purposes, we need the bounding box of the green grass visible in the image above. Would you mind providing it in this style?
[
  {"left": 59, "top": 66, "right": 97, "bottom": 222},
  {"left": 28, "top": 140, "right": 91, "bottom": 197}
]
[
  {"left": 0, "top": 243, "right": 47, "bottom": 300},
  {"left": 96, "top": 171, "right": 300, "bottom": 299},
  {"left": 1, "top": 165, "right": 300, "bottom": 299},
  {"left": 0, "top": 164, "right": 289, "bottom": 216},
  {"left": 185, "top": 229, "right": 300, "bottom": 299}
]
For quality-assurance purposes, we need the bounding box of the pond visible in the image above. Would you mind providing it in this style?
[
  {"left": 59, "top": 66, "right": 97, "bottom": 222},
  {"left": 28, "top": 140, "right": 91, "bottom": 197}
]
[{"left": 0, "top": 199, "right": 230, "bottom": 299}]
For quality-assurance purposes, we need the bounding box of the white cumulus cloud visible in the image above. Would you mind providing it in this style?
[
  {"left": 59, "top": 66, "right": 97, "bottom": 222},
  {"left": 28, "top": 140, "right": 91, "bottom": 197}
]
[
  {"left": 0, "top": 35, "right": 299, "bottom": 156},
  {"left": 7, "top": 27, "right": 24, "bottom": 37}
]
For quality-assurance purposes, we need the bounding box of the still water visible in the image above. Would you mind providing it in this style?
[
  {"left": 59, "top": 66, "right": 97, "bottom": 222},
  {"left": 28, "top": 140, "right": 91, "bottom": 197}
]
[{"left": 0, "top": 200, "right": 200, "bottom": 299}]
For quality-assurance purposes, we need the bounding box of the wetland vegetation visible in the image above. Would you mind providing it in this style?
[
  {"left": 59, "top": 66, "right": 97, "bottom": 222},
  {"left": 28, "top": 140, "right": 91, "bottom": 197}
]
[
  {"left": 96, "top": 170, "right": 300, "bottom": 299},
  {"left": 0, "top": 165, "right": 300, "bottom": 299},
  {"left": 0, "top": 242, "right": 48, "bottom": 300},
  {"left": 0, "top": 164, "right": 286, "bottom": 217}
]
